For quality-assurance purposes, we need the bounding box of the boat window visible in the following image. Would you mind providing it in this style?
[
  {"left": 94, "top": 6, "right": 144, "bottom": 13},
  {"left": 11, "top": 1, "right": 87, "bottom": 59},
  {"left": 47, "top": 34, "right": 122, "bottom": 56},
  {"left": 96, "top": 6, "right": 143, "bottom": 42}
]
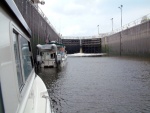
[
  {"left": 0, "top": 85, "right": 4, "bottom": 113},
  {"left": 13, "top": 32, "right": 24, "bottom": 90},
  {"left": 20, "top": 36, "right": 32, "bottom": 80}
]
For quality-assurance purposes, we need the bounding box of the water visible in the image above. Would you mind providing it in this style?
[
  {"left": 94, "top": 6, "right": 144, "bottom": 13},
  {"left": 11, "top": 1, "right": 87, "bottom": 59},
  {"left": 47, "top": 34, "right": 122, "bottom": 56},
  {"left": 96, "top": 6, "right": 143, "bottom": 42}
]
[{"left": 38, "top": 57, "right": 150, "bottom": 113}]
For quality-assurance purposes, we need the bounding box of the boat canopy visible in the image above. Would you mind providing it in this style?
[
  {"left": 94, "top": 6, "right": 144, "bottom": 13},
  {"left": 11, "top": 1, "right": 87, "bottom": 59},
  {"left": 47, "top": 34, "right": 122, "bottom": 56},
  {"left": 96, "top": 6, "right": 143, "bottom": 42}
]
[
  {"left": 37, "top": 44, "right": 57, "bottom": 52},
  {"left": 48, "top": 41, "right": 65, "bottom": 47}
]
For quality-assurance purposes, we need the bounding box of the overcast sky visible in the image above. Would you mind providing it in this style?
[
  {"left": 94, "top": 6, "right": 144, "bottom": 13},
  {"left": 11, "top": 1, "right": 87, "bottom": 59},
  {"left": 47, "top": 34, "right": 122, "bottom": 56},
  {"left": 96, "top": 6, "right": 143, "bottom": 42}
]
[{"left": 39, "top": 0, "right": 150, "bottom": 37}]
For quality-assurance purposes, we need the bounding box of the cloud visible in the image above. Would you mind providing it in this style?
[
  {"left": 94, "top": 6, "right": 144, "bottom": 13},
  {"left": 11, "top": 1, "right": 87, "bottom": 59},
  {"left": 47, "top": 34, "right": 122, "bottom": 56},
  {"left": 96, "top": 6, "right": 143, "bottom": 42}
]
[
  {"left": 62, "top": 25, "right": 86, "bottom": 36},
  {"left": 63, "top": 3, "right": 86, "bottom": 15},
  {"left": 39, "top": 0, "right": 150, "bottom": 37}
]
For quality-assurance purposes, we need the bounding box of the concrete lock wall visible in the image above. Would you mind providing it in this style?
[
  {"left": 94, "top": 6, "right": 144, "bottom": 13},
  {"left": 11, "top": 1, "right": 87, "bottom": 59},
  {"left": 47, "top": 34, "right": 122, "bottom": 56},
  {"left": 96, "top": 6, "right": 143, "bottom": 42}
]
[
  {"left": 81, "top": 38, "right": 101, "bottom": 53},
  {"left": 62, "top": 39, "right": 80, "bottom": 54},
  {"left": 14, "top": 0, "right": 61, "bottom": 58},
  {"left": 102, "top": 20, "right": 150, "bottom": 57},
  {"left": 62, "top": 39, "right": 101, "bottom": 54}
]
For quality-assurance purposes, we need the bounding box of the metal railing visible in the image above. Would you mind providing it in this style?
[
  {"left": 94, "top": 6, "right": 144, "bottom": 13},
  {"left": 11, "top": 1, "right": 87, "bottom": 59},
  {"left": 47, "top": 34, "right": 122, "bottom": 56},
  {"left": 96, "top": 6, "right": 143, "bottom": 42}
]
[
  {"left": 63, "top": 13, "right": 150, "bottom": 39},
  {"left": 62, "top": 36, "right": 98, "bottom": 39},
  {"left": 62, "top": 34, "right": 108, "bottom": 39},
  {"left": 105, "top": 13, "right": 150, "bottom": 37},
  {"left": 29, "top": 1, "right": 150, "bottom": 39}
]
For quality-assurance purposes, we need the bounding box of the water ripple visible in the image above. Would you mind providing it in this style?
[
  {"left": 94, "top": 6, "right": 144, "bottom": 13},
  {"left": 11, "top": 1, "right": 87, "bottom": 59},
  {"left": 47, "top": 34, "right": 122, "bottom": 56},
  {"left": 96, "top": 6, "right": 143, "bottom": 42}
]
[{"left": 38, "top": 57, "right": 150, "bottom": 113}]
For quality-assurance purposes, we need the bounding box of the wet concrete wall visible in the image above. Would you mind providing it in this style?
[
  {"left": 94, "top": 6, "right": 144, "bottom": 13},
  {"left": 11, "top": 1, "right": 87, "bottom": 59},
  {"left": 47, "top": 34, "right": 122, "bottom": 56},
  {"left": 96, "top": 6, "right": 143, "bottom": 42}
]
[
  {"left": 62, "top": 39, "right": 101, "bottom": 54},
  {"left": 102, "top": 21, "right": 150, "bottom": 57},
  {"left": 14, "top": 0, "right": 61, "bottom": 58},
  {"left": 82, "top": 38, "right": 101, "bottom": 53}
]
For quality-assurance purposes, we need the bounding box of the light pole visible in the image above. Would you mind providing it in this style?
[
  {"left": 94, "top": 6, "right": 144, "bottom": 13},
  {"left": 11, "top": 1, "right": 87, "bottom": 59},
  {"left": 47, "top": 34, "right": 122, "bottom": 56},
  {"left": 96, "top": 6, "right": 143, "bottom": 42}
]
[
  {"left": 97, "top": 25, "right": 100, "bottom": 35},
  {"left": 118, "top": 5, "right": 123, "bottom": 28},
  {"left": 111, "top": 18, "right": 113, "bottom": 31},
  {"left": 118, "top": 5, "right": 123, "bottom": 56}
]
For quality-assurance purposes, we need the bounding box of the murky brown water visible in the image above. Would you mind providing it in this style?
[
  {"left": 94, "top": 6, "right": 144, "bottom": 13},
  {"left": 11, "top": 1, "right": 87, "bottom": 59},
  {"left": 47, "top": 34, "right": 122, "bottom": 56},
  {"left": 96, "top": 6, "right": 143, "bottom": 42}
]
[{"left": 37, "top": 56, "right": 150, "bottom": 113}]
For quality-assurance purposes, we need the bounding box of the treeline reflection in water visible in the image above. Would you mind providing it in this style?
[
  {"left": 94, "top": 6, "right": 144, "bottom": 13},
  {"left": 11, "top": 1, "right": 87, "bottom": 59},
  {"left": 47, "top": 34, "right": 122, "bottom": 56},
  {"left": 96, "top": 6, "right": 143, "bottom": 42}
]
[{"left": 37, "top": 57, "right": 150, "bottom": 113}]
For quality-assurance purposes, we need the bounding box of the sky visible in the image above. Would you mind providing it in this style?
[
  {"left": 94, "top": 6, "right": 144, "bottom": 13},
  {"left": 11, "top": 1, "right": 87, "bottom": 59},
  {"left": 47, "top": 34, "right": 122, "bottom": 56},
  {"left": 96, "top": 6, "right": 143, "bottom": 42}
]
[{"left": 39, "top": 0, "right": 150, "bottom": 37}]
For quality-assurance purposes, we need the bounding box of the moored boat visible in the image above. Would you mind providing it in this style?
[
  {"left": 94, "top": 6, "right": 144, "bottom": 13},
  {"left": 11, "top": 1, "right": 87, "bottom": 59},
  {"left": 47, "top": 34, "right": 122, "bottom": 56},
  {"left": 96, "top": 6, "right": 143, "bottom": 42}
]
[{"left": 36, "top": 41, "right": 67, "bottom": 68}]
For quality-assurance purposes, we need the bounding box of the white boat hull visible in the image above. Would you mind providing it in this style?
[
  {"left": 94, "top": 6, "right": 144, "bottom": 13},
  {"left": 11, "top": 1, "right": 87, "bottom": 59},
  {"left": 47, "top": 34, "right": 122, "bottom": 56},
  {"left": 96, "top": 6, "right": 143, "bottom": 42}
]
[
  {"left": 0, "top": 1, "right": 53, "bottom": 113},
  {"left": 24, "top": 76, "right": 53, "bottom": 113}
]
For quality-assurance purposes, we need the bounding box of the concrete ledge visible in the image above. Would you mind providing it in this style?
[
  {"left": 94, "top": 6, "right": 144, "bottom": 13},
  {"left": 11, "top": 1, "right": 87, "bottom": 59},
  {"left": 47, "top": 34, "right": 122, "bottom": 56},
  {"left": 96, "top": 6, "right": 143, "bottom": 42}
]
[{"left": 68, "top": 53, "right": 107, "bottom": 57}]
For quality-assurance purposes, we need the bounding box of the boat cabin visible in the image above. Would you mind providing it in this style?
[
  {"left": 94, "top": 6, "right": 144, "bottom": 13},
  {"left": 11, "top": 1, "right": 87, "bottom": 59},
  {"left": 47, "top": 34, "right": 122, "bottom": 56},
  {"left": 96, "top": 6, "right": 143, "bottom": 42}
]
[{"left": 0, "top": 1, "right": 52, "bottom": 113}]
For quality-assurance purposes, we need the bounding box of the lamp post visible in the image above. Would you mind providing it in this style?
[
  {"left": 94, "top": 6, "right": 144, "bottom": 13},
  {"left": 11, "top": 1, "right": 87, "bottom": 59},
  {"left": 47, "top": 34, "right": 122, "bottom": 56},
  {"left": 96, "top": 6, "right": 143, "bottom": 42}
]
[
  {"left": 37, "top": 0, "right": 45, "bottom": 5},
  {"left": 118, "top": 5, "right": 123, "bottom": 56},
  {"left": 111, "top": 18, "right": 113, "bottom": 31},
  {"left": 97, "top": 25, "right": 100, "bottom": 35},
  {"left": 118, "top": 5, "right": 123, "bottom": 28}
]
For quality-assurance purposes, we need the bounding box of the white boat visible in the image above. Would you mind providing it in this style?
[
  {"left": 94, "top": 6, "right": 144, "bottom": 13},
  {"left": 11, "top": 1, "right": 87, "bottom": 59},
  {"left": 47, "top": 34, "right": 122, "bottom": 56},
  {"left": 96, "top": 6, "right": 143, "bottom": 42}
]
[
  {"left": 36, "top": 41, "right": 67, "bottom": 68},
  {"left": 0, "top": 1, "right": 53, "bottom": 113}
]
